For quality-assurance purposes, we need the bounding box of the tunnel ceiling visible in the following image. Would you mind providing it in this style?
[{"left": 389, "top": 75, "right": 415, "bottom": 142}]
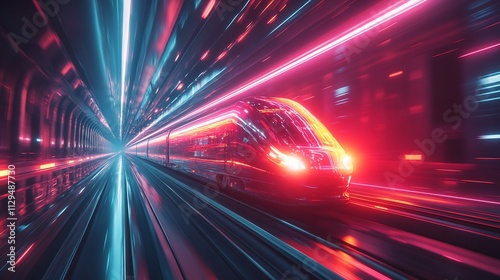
[{"left": 1, "top": 0, "right": 385, "bottom": 145}]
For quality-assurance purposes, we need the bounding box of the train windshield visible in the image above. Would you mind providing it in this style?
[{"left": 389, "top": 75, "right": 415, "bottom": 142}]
[{"left": 253, "top": 98, "right": 342, "bottom": 148}]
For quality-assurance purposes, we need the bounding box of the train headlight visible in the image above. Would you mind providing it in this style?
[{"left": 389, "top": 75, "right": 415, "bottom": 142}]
[
  {"left": 281, "top": 155, "right": 306, "bottom": 171},
  {"left": 342, "top": 154, "right": 353, "bottom": 172},
  {"left": 269, "top": 146, "right": 306, "bottom": 171}
]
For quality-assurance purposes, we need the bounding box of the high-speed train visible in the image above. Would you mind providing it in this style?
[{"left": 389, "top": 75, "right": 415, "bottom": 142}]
[{"left": 131, "top": 97, "right": 353, "bottom": 203}]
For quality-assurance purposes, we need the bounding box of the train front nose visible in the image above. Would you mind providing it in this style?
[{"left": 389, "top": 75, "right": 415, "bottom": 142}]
[{"left": 288, "top": 147, "right": 352, "bottom": 202}]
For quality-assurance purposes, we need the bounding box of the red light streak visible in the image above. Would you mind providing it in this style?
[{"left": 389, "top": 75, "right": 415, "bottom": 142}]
[
  {"left": 237, "top": 28, "right": 251, "bottom": 43},
  {"left": 40, "top": 163, "right": 56, "bottom": 170},
  {"left": 378, "top": 38, "right": 391, "bottom": 46},
  {"left": 389, "top": 70, "right": 403, "bottom": 78},
  {"left": 237, "top": 14, "right": 245, "bottom": 23},
  {"left": 260, "top": 0, "right": 274, "bottom": 16},
  {"left": 461, "top": 179, "right": 494, "bottom": 185},
  {"left": 201, "top": 50, "right": 210, "bottom": 60},
  {"left": 17, "top": 243, "right": 35, "bottom": 264},
  {"left": 432, "top": 48, "right": 458, "bottom": 58},
  {"left": 459, "top": 42, "right": 500, "bottom": 58},
  {"left": 435, "top": 168, "right": 460, "bottom": 172},
  {"left": 68, "top": 160, "right": 75, "bottom": 164},
  {"left": 267, "top": 14, "right": 278, "bottom": 24},
  {"left": 255, "top": 0, "right": 263, "bottom": 9},
  {"left": 176, "top": 83, "right": 184, "bottom": 90},
  {"left": 61, "top": 62, "right": 72, "bottom": 75},
  {"left": 201, "top": 0, "right": 216, "bottom": 19},
  {"left": 39, "top": 32, "right": 56, "bottom": 49},
  {"left": 481, "top": 21, "right": 500, "bottom": 30},
  {"left": 374, "top": 205, "right": 388, "bottom": 210},
  {"left": 217, "top": 51, "right": 228, "bottom": 61},
  {"left": 476, "top": 157, "right": 500, "bottom": 160}
]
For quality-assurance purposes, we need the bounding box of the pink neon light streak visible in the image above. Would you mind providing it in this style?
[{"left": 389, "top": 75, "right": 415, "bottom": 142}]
[{"left": 459, "top": 42, "right": 500, "bottom": 58}]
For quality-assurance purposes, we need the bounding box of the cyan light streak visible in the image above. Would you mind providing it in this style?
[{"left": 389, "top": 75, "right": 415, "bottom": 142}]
[
  {"left": 480, "top": 73, "right": 500, "bottom": 86},
  {"left": 225, "top": 0, "right": 251, "bottom": 30},
  {"left": 269, "top": 0, "right": 313, "bottom": 35},
  {"left": 92, "top": 0, "right": 108, "bottom": 94},
  {"left": 151, "top": 34, "right": 177, "bottom": 87},
  {"left": 120, "top": 0, "right": 132, "bottom": 139},
  {"left": 107, "top": 155, "right": 125, "bottom": 279},
  {"left": 478, "top": 134, "right": 500, "bottom": 140}
]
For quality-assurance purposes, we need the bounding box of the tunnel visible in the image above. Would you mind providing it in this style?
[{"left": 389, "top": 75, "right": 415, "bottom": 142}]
[{"left": 1, "top": 0, "right": 500, "bottom": 279}]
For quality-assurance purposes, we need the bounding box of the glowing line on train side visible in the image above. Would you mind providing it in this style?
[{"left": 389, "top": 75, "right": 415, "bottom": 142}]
[
  {"left": 129, "top": 0, "right": 426, "bottom": 145},
  {"left": 120, "top": 0, "right": 132, "bottom": 139}
]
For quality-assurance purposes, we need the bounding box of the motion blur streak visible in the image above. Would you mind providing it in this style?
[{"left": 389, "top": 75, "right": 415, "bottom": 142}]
[{"left": 130, "top": 0, "right": 426, "bottom": 144}]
